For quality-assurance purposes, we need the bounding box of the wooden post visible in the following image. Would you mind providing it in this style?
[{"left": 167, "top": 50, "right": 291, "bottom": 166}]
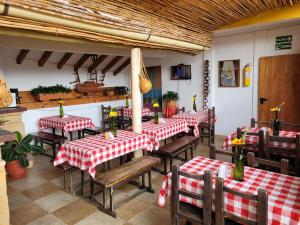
[
  {"left": 0, "top": 144, "right": 10, "bottom": 225},
  {"left": 131, "top": 48, "right": 142, "bottom": 158}
]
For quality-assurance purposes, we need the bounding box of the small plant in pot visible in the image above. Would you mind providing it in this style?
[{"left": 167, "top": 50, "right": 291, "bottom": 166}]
[
  {"left": 163, "top": 91, "right": 179, "bottom": 108},
  {"left": 1, "top": 131, "right": 43, "bottom": 179}
]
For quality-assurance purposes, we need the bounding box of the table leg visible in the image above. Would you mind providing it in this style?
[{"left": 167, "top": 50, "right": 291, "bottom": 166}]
[
  {"left": 81, "top": 170, "right": 85, "bottom": 196},
  {"left": 52, "top": 128, "right": 55, "bottom": 135},
  {"left": 62, "top": 131, "right": 65, "bottom": 138},
  {"left": 78, "top": 130, "right": 82, "bottom": 139},
  {"left": 90, "top": 175, "right": 94, "bottom": 200},
  {"left": 69, "top": 132, "right": 73, "bottom": 141}
]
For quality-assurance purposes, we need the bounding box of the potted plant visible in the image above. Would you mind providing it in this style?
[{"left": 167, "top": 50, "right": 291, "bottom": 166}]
[
  {"left": 1, "top": 131, "right": 43, "bottom": 179},
  {"left": 163, "top": 91, "right": 179, "bottom": 108},
  {"left": 31, "top": 84, "right": 73, "bottom": 102}
]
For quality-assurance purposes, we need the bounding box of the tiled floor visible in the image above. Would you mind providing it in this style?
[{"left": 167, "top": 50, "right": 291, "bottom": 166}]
[{"left": 7, "top": 135, "right": 226, "bottom": 225}]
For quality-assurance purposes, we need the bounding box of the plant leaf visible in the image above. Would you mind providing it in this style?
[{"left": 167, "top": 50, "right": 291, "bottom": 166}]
[
  {"left": 21, "top": 134, "right": 33, "bottom": 145},
  {"left": 14, "top": 131, "right": 22, "bottom": 143},
  {"left": 15, "top": 146, "right": 24, "bottom": 154},
  {"left": 22, "top": 144, "right": 32, "bottom": 153},
  {"left": 4, "top": 150, "right": 15, "bottom": 162},
  {"left": 19, "top": 155, "right": 29, "bottom": 168}
]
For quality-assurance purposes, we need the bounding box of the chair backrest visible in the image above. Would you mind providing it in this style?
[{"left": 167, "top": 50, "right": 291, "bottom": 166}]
[
  {"left": 209, "top": 145, "right": 236, "bottom": 163},
  {"left": 247, "top": 152, "right": 289, "bottom": 175},
  {"left": 208, "top": 107, "right": 215, "bottom": 124},
  {"left": 171, "top": 165, "right": 213, "bottom": 225},
  {"left": 215, "top": 177, "right": 268, "bottom": 225},
  {"left": 101, "top": 105, "right": 111, "bottom": 129},
  {"left": 250, "top": 118, "right": 271, "bottom": 128},
  {"left": 237, "top": 127, "right": 264, "bottom": 158},
  {"left": 176, "top": 107, "right": 185, "bottom": 114}
]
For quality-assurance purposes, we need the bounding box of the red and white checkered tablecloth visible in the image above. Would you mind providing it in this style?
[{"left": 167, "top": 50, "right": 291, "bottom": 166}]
[
  {"left": 117, "top": 107, "right": 152, "bottom": 118},
  {"left": 172, "top": 110, "right": 209, "bottom": 137},
  {"left": 38, "top": 115, "right": 95, "bottom": 132},
  {"left": 158, "top": 156, "right": 300, "bottom": 225},
  {"left": 223, "top": 127, "right": 299, "bottom": 150},
  {"left": 141, "top": 118, "right": 190, "bottom": 150},
  {"left": 53, "top": 130, "right": 153, "bottom": 178}
]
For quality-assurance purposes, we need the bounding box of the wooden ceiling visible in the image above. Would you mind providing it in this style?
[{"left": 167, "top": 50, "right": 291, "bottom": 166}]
[{"left": 2, "top": 0, "right": 299, "bottom": 53}]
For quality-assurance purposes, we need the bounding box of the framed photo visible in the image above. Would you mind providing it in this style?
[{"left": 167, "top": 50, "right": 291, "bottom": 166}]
[{"left": 218, "top": 60, "right": 240, "bottom": 87}]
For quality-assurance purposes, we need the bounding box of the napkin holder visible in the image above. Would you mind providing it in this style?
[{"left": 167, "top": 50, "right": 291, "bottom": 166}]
[
  {"left": 104, "top": 132, "right": 115, "bottom": 139},
  {"left": 218, "top": 164, "right": 229, "bottom": 179}
]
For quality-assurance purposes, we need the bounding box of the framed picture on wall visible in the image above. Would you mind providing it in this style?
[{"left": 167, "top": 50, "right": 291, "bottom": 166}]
[{"left": 218, "top": 60, "right": 240, "bottom": 87}]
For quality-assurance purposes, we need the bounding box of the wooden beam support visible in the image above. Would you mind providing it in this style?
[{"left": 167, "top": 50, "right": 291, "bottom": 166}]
[
  {"left": 16, "top": 49, "right": 29, "bottom": 64},
  {"left": 38, "top": 51, "right": 52, "bottom": 67},
  {"left": 74, "top": 54, "right": 90, "bottom": 70},
  {"left": 102, "top": 56, "right": 123, "bottom": 74},
  {"left": 113, "top": 58, "right": 130, "bottom": 76},
  {"left": 57, "top": 52, "right": 73, "bottom": 69},
  {"left": 88, "top": 55, "right": 108, "bottom": 73}
]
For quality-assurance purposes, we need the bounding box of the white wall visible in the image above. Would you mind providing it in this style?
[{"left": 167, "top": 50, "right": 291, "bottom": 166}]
[
  {"left": 208, "top": 23, "right": 300, "bottom": 135},
  {"left": 145, "top": 53, "right": 204, "bottom": 111}
]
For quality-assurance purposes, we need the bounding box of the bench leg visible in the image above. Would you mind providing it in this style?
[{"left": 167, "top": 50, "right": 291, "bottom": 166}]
[
  {"left": 170, "top": 157, "right": 173, "bottom": 172},
  {"left": 164, "top": 158, "right": 168, "bottom": 174},
  {"left": 184, "top": 150, "right": 188, "bottom": 161},
  {"left": 147, "top": 170, "right": 154, "bottom": 193},
  {"left": 81, "top": 170, "right": 85, "bottom": 196},
  {"left": 120, "top": 156, "right": 124, "bottom": 165},
  {"left": 69, "top": 132, "right": 73, "bottom": 141},
  {"left": 52, "top": 128, "right": 55, "bottom": 135},
  {"left": 78, "top": 130, "right": 82, "bottom": 139},
  {"left": 190, "top": 146, "right": 194, "bottom": 159},
  {"left": 140, "top": 174, "right": 145, "bottom": 189},
  {"left": 90, "top": 176, "right": 94, "bottom": 200}
]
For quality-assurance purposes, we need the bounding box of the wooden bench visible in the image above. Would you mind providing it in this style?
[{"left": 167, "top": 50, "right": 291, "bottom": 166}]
[
  {"left": 153, "top": 135, "right": 199, "bottom": 174},
  {"left": 91, "top": 155, "right": 160, "bottom": 217},
  {"left": 32, "top": 131, "right": 67, "bottom": 161}
]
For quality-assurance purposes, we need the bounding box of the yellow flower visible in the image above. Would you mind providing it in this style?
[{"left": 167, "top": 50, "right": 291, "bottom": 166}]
[
  {"left": 270, "top": 107, "right": 280, "bottom": 112},
  {"left": 58, "top": 100, "right": 64, "bottom": 105},
  {"left": 152, "top": 99, "right": 159, "bottom": 108},
  {"left": 232, "top": 138, "right": 244, "bottom": 145},
  {"left": 109, "top": 109, "right": 118, "bottom": 118},
  {"left": 192, "top": 95, "right": 196, "bottom": 102}
]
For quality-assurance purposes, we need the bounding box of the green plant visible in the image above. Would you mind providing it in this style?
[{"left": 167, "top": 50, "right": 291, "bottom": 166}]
[
  {"left": 163, "top": 91, "right": 179, "bottom": 102},
  {"left": 1, "top": 131, "right": 43, "bottom": 167},
  {"left": 31, "top": 84, "right": 72, "bottom": 96}
]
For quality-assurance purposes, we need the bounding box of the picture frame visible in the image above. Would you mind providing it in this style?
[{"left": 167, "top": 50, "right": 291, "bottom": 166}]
[{"left": 218, "top": 60, "right": 240, "bottom": 87}]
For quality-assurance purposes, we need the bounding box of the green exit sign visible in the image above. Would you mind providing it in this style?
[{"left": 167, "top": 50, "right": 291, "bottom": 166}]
[{"left": 275, "top": 35, "right": 292, "bottom": 50}]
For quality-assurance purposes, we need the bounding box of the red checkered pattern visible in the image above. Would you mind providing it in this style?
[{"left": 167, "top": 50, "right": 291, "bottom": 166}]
[
  {"left": 172, "top": 110, "right": 209, "bottom": 137},
  {"left": 223, "top": 127, "right": 299, "bottom": 150},
  {"left": 38, "top": 115, "right": 95, "bottom": 132},
  {"left": 54, "top": 130, "right": 153, "bottom": 178},
  {"left": 141, "top": 119, "right": 190, "bottom": 150},
  {"left": 158, "top": 156, "right": 300, "bottom": 225},
  {"left": 117, "top": 107, "right": 152, "bottom": 118}
]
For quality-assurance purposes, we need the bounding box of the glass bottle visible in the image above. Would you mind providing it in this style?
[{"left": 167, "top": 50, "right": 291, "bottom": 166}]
[
  {"left": 233, "top": 147, "right": 244, "bottom": 181},
  {"left": 59, "top": 105, "right": 64, "bottom": 118}
]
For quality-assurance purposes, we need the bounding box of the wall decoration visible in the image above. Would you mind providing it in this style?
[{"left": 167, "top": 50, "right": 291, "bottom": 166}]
[
  {"left": 203, "top": 60, "right": 210, "bottom": 110},
  {"left": 171, "top": 64, "right": 191, "bottom": 80},
  {"left": 218, "top": 60, "right": 240, "bottom": 87},
  {"left": 143, "top": 66, "right": 162, "bottom": 112}
]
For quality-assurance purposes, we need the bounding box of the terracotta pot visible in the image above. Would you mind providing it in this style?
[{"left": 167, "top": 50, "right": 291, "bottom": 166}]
[
  {"left": 5, "top": 160, "right": 26, "bottom": 179},
  {"left": 166, "top": 100, "right": 177, "bottom": 108}
]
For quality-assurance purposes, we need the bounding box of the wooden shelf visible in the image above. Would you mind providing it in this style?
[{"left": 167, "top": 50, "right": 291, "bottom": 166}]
[{"left": 19, "top": 95, "right": 129, "bottom": 110}]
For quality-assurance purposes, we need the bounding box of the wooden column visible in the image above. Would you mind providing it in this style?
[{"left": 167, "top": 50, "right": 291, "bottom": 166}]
[{"left": 131, "top": 48, "right": 142, "bottom": 158}]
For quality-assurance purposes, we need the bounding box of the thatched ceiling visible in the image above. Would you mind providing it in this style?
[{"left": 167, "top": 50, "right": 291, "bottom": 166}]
[{"left": 1, "top": 0, "right": 299, "bottom": 53}]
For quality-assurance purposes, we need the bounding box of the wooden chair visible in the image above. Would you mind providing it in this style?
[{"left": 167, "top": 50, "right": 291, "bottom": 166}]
[
  {"left": 199, "top": 107, "right": 215, "bottom": 146},
  {"left": 265, "top": 131, "right": 300, "bottom": 176},
  {"left": 101, "top": 105, "right": 112, "bottom": 129},
  {"left": 237, "top": 127, "right": 264, "bottom": 158},
  {"left": 247, "top": 152, "right": 289, "bottom": 174},
  {"left": 215, "top": 177, "right": 268, "bottom": 225},
  {"left": 171, "top": 165, "right": 213, "bottom": 225},
  {"left": 209, "top": 145, "right": 236, "bottom": 163},
  {"left": 118, "top": 107, "right": 132, "bottom": 130},
  {"left": 176, "top": 107, "right": 185, "bottom": 114}
]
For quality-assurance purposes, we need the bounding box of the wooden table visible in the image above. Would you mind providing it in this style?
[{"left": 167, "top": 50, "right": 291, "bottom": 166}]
[
  {"left": 141, "top": 118, "right": 190, "bottom": 150},
  {"left": 38, "top": 115, "right": 95, "bottom": 140},
  {"left": 158, "top": 156, "right": 300, "bottom": 225}
]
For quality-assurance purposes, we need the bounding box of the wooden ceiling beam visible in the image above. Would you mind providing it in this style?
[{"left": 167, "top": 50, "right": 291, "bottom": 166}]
[
  {"left": 74, "top": 54, "right": 90, "bottom": 70},
  {"left": 113, "top": 58, "right": 130, "bottom": 76},
  {"left": 16, "top": 49, "right": 29, "bottom": 64},
  {"left": 88, "top": 55, "right": 108, "bottom": 73},
  {"left": 57, "top": 52, "right": 73, "bottom": 69},
  {"left": 102, "top": 56, "right": 123, "bottom": 74},
  {"left": 38, "top": 51, "right": 52, "bottom": 67}
]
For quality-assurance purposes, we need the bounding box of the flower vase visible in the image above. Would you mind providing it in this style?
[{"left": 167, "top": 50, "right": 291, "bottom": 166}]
[
  {"left": 110, "top": 119, "right": 117, "bottom": 137},
  {"left": 59, "top": 105, "right": 64, "bottom": 118},
  {"left": 272, "top": 119, "right": 281, "bottom": 136},
  {"left": 193, "top": 101, "right": 197, "bottom": 112},
  {"left": 154, "top": 111, "right": 159, "bottom": 124},
  {"left": 125, "top": 97, "right": 129, "bottom": 108},
  {"left": 233, "top": 147, "right": 244, "bottom": 181}
]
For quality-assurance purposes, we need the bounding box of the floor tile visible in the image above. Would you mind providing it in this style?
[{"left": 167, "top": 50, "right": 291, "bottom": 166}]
[
  {"left": 22, "top": 182, "right": 60, "bottom": 201},
  {"left": 116, "top": 197, "right": 149, "bottom": 221},
  {"left": 74, "top": 211, "right": 124, "bottom": 225},
  {"left": 35, "top": 190, "right": 77, "bottom": 212},
  {"left": 10, "top": 202, "right": 48, "bottom": 225},
  {"left": 38, "top": 167, "right": 63, "bottom": 180},
  {"left": 53, "top": 199, "right": 97, "bottom": 225},
  {"left": 27, "top": 214, "right": 67, "bottom": 225},
  {"left": 129, "top": 205, "right": 171, "bottom": 225},
  {"left": 8, "top": 192, "right": 31, "bottom": 211},
  {"left": 8, "top": 174, "right": 48, "bottom": 192}
]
